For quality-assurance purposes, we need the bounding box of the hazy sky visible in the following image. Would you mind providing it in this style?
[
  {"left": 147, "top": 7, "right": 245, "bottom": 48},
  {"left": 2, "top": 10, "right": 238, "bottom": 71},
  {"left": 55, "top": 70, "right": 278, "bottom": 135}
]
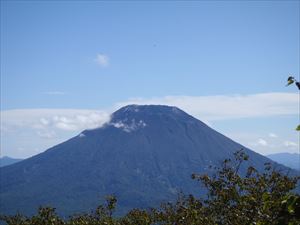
[{"left": 1, "top": 1, "right": 299, "bottom": 158}]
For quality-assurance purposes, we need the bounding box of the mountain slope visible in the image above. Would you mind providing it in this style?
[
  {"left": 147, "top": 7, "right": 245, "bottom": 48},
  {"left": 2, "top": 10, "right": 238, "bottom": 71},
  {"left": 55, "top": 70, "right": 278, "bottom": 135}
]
[{"left": 0, "top": 105, "right": 294, "bottom": 216}]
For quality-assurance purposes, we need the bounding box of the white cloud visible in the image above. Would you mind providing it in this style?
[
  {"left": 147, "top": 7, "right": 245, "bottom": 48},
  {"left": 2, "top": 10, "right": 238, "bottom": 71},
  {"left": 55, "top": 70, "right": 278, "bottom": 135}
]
[
  {"left": 95, "top": 53, "right": 109, "bottom": 67},
  {"left": 1, "top": 92, "right": 298, "bottom": 158},
  {"left": 284, "top": 141, "right": 298, "bottom": 148},
  {"left": 268, "top": 133, "right": 278, "bottom": 138},
  {"left": 115, "top": 92, "right": 298, "bottom": 121},
  {"left": 1, "top": 109, "right": 111, "bottom": 157},
  {"left": 40, "top": 118, "right": 50, "bottom": 126},
  {"left": 55, "top": 122, "right": 78, "bottom": 131},
  {"left": 249, "top": 138, "right": 269, "bottom": 147},
  {"left": 36, "top": 130, "right": 56, "bottom": 139},
  {"left": 1, "top": 109, "right": 110, "bottom": 132},
  {"left": 227, "top": 131, "right": 298, "bottom": 156},
  {"left": 257, "top": 138, "right": 268, "bottom": 146}
]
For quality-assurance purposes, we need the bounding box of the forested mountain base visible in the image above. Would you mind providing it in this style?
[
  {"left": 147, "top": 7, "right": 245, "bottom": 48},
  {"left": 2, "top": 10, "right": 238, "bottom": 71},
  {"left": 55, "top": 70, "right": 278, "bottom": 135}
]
[{"left": 1, "top": 151, "right": 299, "bottom": 225}]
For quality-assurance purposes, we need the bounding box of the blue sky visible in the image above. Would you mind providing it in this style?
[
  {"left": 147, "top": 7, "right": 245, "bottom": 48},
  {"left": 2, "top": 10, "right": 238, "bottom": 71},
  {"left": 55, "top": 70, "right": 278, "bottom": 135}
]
[{"left": 1, "top": 1, "right": 299, "bottom": 158}]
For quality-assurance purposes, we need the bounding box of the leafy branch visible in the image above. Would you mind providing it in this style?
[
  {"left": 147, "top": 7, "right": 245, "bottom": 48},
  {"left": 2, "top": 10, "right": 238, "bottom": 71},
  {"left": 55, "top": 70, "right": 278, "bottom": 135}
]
[{"left": 286, "top": 76, "right": 300, "bottom": 131}]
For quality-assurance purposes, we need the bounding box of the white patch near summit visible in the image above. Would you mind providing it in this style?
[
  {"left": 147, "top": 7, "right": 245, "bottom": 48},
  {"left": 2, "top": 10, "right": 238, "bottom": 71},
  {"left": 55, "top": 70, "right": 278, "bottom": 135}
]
[
  {"left": 111, "top": 119, "right": 146, "bottom": 132},
  {"left": 79, "top": 133, "right": 86, "bottom": 138}
]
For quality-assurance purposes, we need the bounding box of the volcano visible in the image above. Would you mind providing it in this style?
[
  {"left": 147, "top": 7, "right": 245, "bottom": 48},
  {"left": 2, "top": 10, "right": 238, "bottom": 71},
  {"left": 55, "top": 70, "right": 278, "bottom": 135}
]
[{"left": 0, "top": 105, "right": 287, "bottom": 216}]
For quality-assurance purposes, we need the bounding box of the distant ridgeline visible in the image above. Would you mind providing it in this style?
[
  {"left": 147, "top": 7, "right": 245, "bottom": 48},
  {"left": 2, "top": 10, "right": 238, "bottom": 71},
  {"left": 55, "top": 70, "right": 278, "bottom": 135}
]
[
  {"left": 0, "top": 105, "right": 298, "bottom": 216},
  {"left": 0, "top": 156, "right": 23, "bottom": 167},
  {"left": 267, "top": 153, "right": 300, "bottom": 171}
]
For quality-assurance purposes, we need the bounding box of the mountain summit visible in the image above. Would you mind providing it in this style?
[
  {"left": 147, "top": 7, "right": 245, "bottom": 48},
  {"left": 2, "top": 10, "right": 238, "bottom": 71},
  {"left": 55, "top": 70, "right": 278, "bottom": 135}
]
[{"left": 0, "top": 105, "right": 285, "bottom": 216}]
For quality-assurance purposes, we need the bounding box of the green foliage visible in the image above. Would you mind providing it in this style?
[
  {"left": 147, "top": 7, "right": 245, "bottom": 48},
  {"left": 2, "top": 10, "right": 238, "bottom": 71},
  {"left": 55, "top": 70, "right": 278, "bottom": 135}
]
[
  {"left": 68, "top": 196, "right": 118, "bottom": 225},
  {"left": 1, "top": 150, "right": 299, "bottom": 225},
  {"left": 286, "top": 76, "right": 295, "bottom": 86},
  {"left": 191, "top": 150, "right": 299, "bottom": 225},
  {"left": 286, "top": 76, "right": 300, "bottom": 90},
  {"left": 0, "top": 207, "right": 65, "bottom": 225},
  {"left": 286, "top": 76, "right": 300, "bottom": 131}
]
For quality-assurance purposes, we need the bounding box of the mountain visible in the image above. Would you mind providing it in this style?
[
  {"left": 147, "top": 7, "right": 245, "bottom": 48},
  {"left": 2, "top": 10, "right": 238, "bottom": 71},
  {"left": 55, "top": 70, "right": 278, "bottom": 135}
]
[
  {"left": 267, "top": 153, "right": 299, "bottom": 171},
  {"left": 0, "top": 105, "right": 295, "bottom": 216},
  {"left": 0, "top": 156, "right": 23, "bottom": 167}
]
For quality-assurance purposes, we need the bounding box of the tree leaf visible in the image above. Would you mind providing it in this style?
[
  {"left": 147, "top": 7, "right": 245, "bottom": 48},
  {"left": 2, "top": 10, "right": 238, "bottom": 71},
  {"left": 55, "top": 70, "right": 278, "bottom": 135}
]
[
  {"left": 286, "top": 79, "right": 294, "bottom": 86},
  {"left": 286, "top": 76, "right": 295, "bottom": 86}
]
